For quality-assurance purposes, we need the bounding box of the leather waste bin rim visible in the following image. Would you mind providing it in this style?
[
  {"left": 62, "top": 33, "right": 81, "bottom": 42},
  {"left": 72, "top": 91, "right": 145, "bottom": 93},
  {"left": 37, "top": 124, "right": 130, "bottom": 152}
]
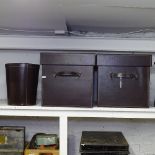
[{"left": 5, "top": 63, "right": 40, "bottom": 68}]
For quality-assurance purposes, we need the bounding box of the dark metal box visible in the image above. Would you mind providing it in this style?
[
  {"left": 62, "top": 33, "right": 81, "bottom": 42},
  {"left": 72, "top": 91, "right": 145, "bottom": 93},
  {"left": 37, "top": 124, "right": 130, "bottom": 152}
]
[
  {"left": 0, "top": 126, "right": 25, "bottom": 155},
  {"left": 40, "top": 53, "right": 95, "bottom": 107},
  {"left": 80, "top": 131, "right": 129, "bottom": 155},
  {"left": 97, "top": 54, "right": 152, "bottom": 108}
]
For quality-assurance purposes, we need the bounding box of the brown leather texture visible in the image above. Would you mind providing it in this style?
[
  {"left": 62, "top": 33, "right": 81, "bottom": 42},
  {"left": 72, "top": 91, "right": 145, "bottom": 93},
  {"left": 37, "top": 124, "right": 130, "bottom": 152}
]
[
  {"left": 97, "top": 54, "right": 152, "bottom": 66},
  {"left": 98, "top": 66, "right": 150, "bottom": 108},
  {"left": 42, "top": 65, "right": 94, "bottom": 107},
  {"left": 41, "top": 53, "right": 152, "bottom": 108},
  {"left": 5, "top": 63, "right": 40, "bottom": 106},
  {"left": 40, "top": 53, "right": 95, "bottom": 65}
]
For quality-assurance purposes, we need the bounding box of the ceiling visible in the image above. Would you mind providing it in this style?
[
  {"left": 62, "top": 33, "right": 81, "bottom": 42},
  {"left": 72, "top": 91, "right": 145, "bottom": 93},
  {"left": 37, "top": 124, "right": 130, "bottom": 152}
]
[{"left": 1, "top": 0, "right": 155, "bottom": 34}]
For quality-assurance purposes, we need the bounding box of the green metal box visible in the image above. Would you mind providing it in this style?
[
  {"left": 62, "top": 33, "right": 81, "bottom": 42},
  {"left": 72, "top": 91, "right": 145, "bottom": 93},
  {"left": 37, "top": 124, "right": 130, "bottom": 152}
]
[{"left": 0, "top": 126, "right": 25, "bottom": 155}]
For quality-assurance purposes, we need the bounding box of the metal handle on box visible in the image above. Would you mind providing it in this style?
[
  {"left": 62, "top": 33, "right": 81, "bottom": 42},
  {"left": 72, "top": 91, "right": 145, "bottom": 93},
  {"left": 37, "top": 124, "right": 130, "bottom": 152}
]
[
  {"left": 110, "top": 72, "right": 138, "bottom": 88},
  {"left": 54, "top": 71, "right": 81, "bottom": 78},
  {"left": 110, "top": 73, "right": 138, "bottom": 80}
]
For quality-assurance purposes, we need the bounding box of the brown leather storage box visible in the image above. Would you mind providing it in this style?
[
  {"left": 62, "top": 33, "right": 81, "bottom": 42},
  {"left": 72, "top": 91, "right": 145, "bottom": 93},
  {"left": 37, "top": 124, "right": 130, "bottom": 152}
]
[
  {"left": 40, "top": 53, "right": 95, "bottom": 107},
  {"left": 97, "top": 54, "right": 152, "bottom": 108}
]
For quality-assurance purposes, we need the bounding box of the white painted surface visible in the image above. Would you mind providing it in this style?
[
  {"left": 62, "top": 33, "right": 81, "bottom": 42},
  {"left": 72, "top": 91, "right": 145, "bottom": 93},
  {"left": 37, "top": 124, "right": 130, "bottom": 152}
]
[
  {"left": 60, "top": 116, "right": 68, "bottom": 155},
  {"left": 0, "top": 0, "right": 67, "bottom": 30},
  {"left": 1, "top": 102, "right": 155, "bottom": 119},
  {"left": 63, "top": 2, "right": 155, "bottom": 28},
  {"left": 1, "top": 0, "right": 155, "bottom": 29},
  {"left": 1, "top": 36, "right": 155, "bottom": 52}
]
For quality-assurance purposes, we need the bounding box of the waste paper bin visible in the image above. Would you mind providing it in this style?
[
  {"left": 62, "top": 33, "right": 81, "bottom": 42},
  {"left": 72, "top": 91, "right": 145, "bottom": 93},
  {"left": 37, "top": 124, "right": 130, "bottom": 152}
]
[{"left": 5, "top": 63, "right": 40, "bottom": 106}]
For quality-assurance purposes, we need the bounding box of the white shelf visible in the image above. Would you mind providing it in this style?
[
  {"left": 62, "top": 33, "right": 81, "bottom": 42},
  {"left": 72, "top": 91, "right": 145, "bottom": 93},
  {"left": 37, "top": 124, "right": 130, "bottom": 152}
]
[
  {"left": 1, "top": 101, "right": 155, "bottom": 155},
  {"left": 1, "top": 101, "right": 155, "bottom": 119},
  {"left": 1, "top": 35, "right": 155, "bottom": 52}
]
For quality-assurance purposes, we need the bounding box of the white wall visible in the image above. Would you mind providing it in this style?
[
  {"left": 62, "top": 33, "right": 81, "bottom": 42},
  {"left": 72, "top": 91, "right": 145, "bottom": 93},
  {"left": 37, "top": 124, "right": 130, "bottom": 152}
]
[{"left": 1, "top": 0, "right": 155, "bottom": 29}]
